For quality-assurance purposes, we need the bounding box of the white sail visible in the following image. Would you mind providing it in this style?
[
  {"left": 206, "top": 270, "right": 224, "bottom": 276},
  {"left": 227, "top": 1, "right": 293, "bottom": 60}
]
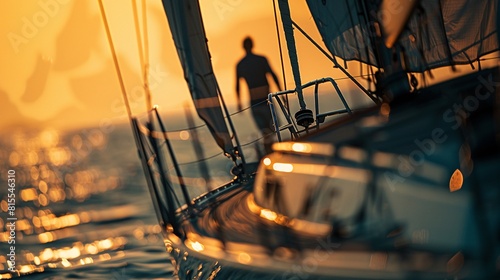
[
  {"left": 307, "top": 0, "right": 499, "bottom": 72},
  {"left": 160, "top": 0, "right": 233, "bottom": 155}
]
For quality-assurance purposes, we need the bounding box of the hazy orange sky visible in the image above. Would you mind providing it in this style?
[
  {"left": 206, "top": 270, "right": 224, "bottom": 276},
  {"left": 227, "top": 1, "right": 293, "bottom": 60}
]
[
  {"left": 1, "top": 0, "right": 369, "bottom": 131},
  {"left": 2, "top": 0, "right": 492, "bottom": 132}
]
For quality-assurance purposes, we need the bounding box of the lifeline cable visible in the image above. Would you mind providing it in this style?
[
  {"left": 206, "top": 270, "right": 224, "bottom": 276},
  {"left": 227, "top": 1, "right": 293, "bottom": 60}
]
[{"left": 98, "top": 0, "right": 132, "bottom": 118}]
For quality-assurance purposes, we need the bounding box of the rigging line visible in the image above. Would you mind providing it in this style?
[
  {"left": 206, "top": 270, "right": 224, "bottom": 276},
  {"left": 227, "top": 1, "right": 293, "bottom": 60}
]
[
  {"left": 241, "top": 134, "right": 266, "bottom": 147},
  {"left": 215, "top": 81, "right": 247, "bottom": 167},
  {"left": 168, "top": 123, "right": 207, "bottom": 133},
  {"left": 141, "top": 70, "right": 376, "bottom": 133},
  {"left": 132, "top": 0, "right": 153, "bottom": 111},
  {"left": 183, "top": 131, "right": 275, "bottom": 165},
  {"left": 146, "top": 70, "right": 376, "bottom": 131},
  {"left": 290, "top": 19, "right": 380, "bottom": 105},
  {"left": 141, "top": 124, "right": 183, "bottom": 209},
  {"left": 229, "top": 99, "right": 267, "bottom": 116},
  {"left": 177, "top": 151, "right": 224, "bottom": 166},
  {"left": 181, "top": 138, "right": 286, "bottom": 164},
  {"left": 98, "top": 0, "right": 132, "bottom": 118},
  {"left": 141, "top": 69, "right": 376, "bottom": 134},
  {"left": 177, "top": 133, "right": 268, "bottom": 167},
  {"left": 142, "top": 0, "right": 152, "bottom": 110},
  {"left": 139, "top": 126, "right": 181, "bottom": 211},
  {"left": 272, "top": 0, "right": 289, "bottom": 113},
  {"left": 176, "top": 132, "right": 277, "bottom": 167},
  {"left": 156, "top": 99, "right": 269, "bottom": 133},
  {"left": 132, "top": 0, "right": 145, "bottom": 78}
]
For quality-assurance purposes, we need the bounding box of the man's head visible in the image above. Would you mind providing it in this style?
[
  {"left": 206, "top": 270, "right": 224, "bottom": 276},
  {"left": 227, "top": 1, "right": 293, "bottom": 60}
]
[{"left": 243, "top": 36, "right": 253, "bottom": 53}]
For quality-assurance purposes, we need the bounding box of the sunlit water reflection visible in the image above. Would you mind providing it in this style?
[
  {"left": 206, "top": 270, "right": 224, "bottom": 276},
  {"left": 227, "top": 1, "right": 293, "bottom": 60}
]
[{"left": 0, "top": 125, "right": 175, "bottom": 279}]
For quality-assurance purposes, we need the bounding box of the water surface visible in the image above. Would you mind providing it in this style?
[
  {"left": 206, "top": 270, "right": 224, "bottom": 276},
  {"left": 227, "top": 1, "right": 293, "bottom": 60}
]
[{"left": 0, "top": 125, "right": 175, "bottom": 280}]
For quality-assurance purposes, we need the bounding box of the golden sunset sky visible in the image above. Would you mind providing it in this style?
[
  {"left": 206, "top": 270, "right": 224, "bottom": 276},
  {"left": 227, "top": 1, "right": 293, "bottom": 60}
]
[
  {"left": 1, "top": 0, "right": 367, "bottom": 131},
  {"left": 2, "top": 0, "right": 492, "bottom": 132}
]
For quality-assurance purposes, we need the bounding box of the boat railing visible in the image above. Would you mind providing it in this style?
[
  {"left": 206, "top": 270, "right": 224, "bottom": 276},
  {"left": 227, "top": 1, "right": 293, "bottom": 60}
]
[
  {"left": 129, "top": 106, "right": 264, "bottom": 237},
  {"left": 131, "top": 108, "right": 200, "bottom": 236},
  {"left": 129, "top": 77, "right": 354, "bottom": 236},
  {"left": 268, "top": 77, "right": 353, "bottom": 142}
]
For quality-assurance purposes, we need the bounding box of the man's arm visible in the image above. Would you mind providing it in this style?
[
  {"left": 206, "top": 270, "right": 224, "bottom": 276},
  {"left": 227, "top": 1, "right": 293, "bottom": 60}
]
[
  {"left": 270, "top": 70, "right": 282, "bottom": 92},
  {"left": 265, "top": 57, "right": 282, "bottom": 91}
]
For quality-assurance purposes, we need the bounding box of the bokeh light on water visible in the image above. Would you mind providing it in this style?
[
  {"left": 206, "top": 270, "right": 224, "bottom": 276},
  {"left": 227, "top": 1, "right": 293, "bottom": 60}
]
[{"left": 0, "top": 127, "right": 173, "bottom": 279}]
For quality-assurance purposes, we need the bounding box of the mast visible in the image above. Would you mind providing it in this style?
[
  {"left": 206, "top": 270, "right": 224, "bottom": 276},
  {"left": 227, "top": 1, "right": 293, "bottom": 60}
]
[{"left": 277, "top": 0, "right": 314, "bottom": 128}]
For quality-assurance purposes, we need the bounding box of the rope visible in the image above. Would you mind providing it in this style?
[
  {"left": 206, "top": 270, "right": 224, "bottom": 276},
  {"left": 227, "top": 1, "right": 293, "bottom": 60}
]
[
  {"left": 177, "top": 152, "right": 224, "bottom": 166},
  {"left": 228, "top": 99, "right": 267, "bottom": 116},
  {"left": 168, "top": 123, "right": 207, "bottom": 133},
  {"left": 132, "top": 0, "right": 145, "bottom": 79},
  {"left": 177, "top": 132, "right": 271, "bottom": 167},
  {"left": 131, "top": 0, "right": 153, "bottom": 111},
  {"left": 98, "top": 0, "right": 132, "bottom": 118},
  {"left": 290, "top": 19, "right": 379, "bottom": 104},
  {"left": 141, "top": 0, "right": 152, "bottom": 110},
  {"left": 162, "top": 99, "right": 268, "bottom": 133},
  {"left": 241, "top": 135, "right": 266, "bottom": 147}
]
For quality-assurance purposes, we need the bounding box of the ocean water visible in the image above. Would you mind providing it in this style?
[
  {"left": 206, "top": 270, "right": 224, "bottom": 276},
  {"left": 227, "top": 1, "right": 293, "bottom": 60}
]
[
  {"left": 0, "top": 124, "right": 179, "bottom": 280},
  {"left": 0, "top": 107, "right": 267, "bottom": 280}
]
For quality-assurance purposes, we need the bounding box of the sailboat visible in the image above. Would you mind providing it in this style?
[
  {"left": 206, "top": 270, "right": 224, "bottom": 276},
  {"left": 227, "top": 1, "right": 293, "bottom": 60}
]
[{"left": 100, "top": 0, "right": 500, "bottom": 279}]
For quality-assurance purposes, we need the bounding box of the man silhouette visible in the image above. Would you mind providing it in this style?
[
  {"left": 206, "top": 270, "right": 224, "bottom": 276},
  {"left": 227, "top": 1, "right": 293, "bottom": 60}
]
[{"left": 236, "top": 36, "right": 281, "bottom": 153}]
